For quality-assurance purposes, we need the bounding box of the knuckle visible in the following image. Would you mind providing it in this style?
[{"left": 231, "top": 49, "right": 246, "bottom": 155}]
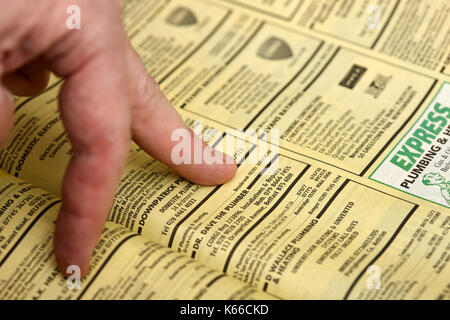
[
  {"left": 70, "top": 122, "right": 130, "bottom": 162},
  {"left": 86, "top": 133, "right": 129, "bottom": 159}
]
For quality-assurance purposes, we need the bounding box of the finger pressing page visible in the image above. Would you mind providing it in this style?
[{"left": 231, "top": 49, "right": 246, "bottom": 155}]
[
  {"left": 54, "top": 52, "right": 132, "bottom": 277},
  {"left": 126, "top": 44, "right": 237, "bottom": 186}
]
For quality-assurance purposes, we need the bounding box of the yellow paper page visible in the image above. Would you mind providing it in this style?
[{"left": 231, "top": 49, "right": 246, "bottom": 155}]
[
  {"left": 2, "top": 86, "right": 449, "bottom": 299},
  {"left": 123, "top": 0, "right": 440, "bottom": 176},
  {"left": 0, "top": 171, "right": 273, "bottom": 300},
  {"left": 0, "top": 0, "right": 448, "bottom": 300},
  {"left": 220, "top": 0, "right": 450, "bottom": 76}
]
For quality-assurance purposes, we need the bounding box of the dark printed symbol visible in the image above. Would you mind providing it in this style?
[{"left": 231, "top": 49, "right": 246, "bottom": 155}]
[
  {"left": 365, "top": 73, "right": 391, "bottom": 98},
  {"left": 166, "top": 7, "right": 197, "bottom": 26},
  {"left": 257, "top": 37, "right": 293, "bottom": 60},
  {"left": 339, "top": 65, "right": 367, "bottom": 89}
]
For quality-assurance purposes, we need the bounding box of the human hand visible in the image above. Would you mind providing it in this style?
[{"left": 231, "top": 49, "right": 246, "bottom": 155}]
[{"left": 0, "top": 0, "right": 237, "bottom": 277}]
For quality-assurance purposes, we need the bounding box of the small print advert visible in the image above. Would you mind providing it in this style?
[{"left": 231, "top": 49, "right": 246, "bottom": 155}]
[{"left": 371, "top": 82, "right": 450, "bottom": 208}]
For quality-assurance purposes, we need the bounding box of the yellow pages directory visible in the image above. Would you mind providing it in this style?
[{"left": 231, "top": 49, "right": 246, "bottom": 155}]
[{"left": 0, "top": 0, "right": 449, "bottom": 299}]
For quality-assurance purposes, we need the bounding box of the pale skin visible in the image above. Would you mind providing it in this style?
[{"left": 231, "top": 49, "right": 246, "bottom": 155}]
[{"left": 0, "top": 0, "right": 237, "bottom": 277}]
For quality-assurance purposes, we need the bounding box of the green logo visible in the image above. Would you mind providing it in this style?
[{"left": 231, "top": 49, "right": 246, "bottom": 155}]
[{"left": 422, "top": 172, "right": 450, "bottom": 205}]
